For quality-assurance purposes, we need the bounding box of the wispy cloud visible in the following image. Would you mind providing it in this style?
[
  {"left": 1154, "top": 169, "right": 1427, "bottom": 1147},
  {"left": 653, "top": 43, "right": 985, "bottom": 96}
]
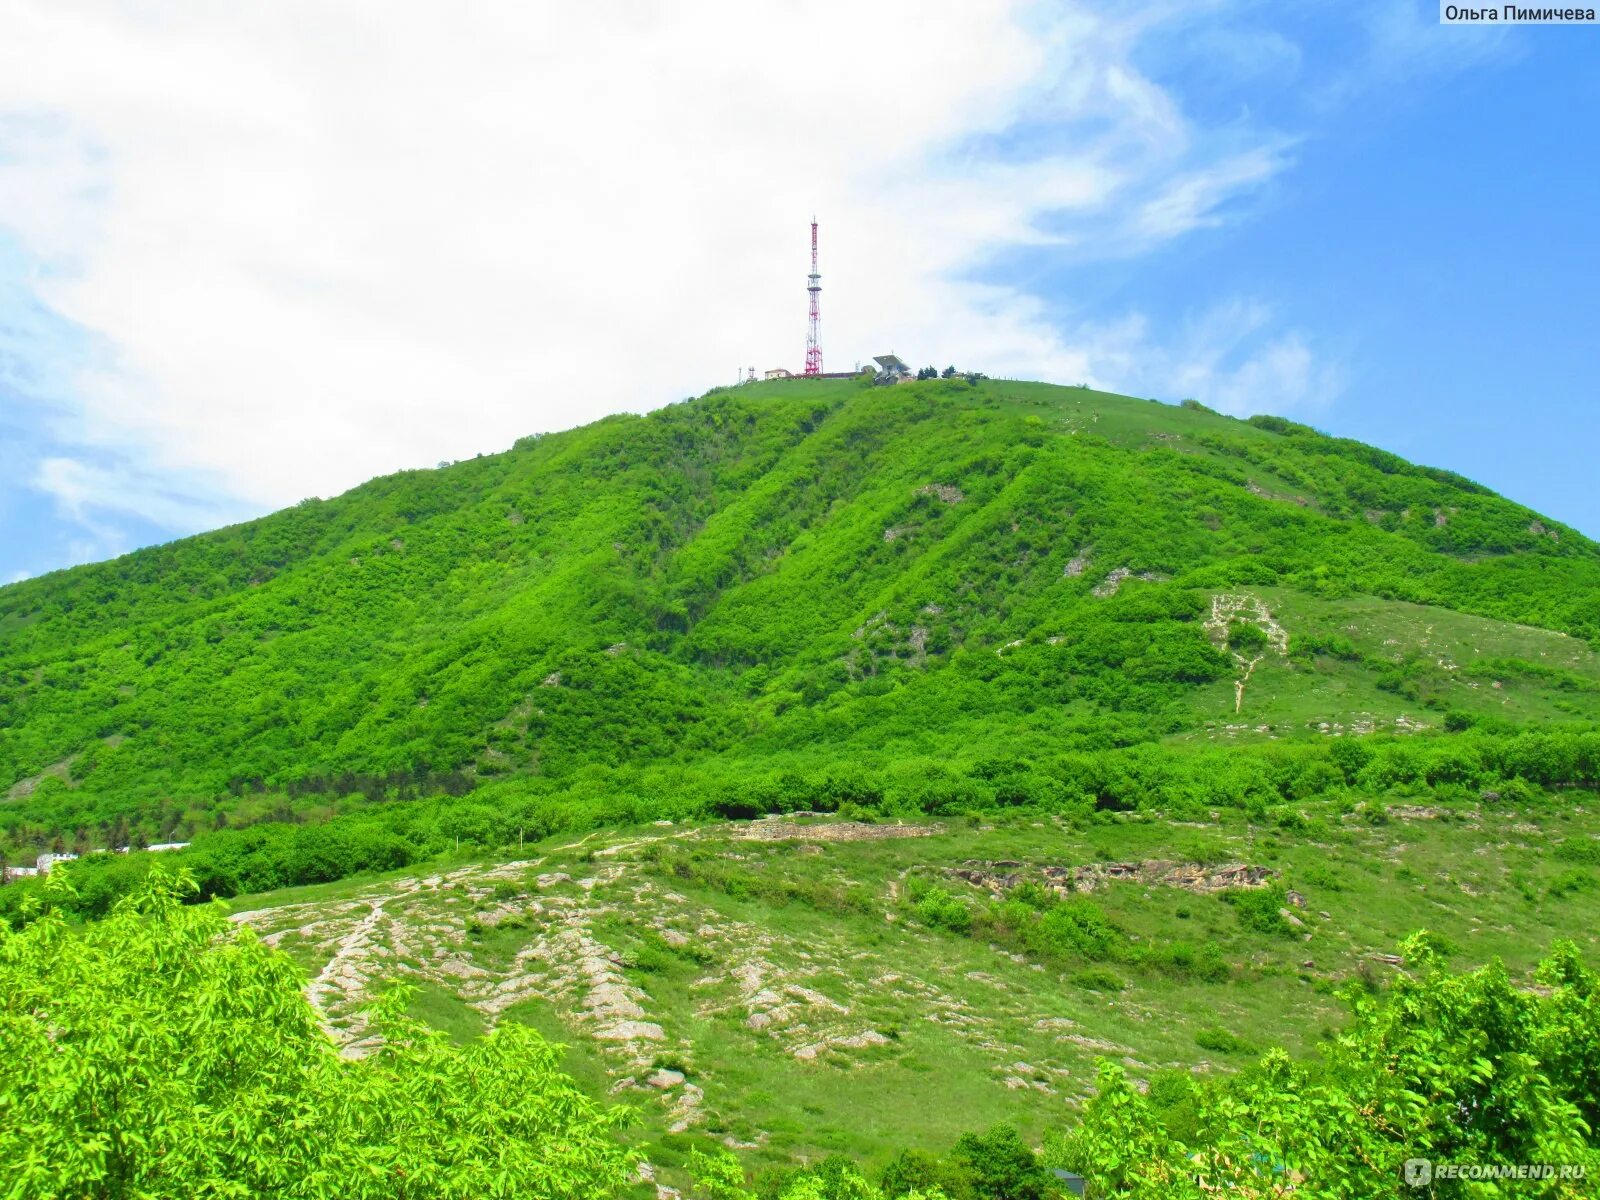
[
  {"left": 34, "top": 455, "right": 246, "bottom": 537},
  {"left": 1050, "top": 299, "right": 1343, "bottom": 416},
  {"left": 1313, "top": 1, "right": 1518, "bottom": 112},
  {"left": 1131, "top": 144, "right": 1294, "bottom": 242}
]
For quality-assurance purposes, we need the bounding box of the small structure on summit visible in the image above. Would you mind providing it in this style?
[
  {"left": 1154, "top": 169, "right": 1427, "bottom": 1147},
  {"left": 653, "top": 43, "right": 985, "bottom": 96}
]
[
  {"left": 748, "top": 220, "right": 901, "bottom": 383},
  {"left": 872, "top": 354, "right": 911, "bottom": 383},
  {"left": 744, "top": 224, "right": 936, "bottom": 385}
]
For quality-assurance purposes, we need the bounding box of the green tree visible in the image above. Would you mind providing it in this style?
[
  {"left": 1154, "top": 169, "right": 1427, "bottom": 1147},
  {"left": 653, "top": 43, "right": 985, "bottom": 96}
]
[
  {"left": 0, "top": 866, "right": 634, "bottom": 1199},
  {"left": 1047, "top": 937, "right": 1600, "bottom": 1197},
  {"left": 947, "top": 1124, "right": 1053, "bottom": 1200},
  {"left": 691, "top": 1148, "right": 946, "bottom": 1200}
]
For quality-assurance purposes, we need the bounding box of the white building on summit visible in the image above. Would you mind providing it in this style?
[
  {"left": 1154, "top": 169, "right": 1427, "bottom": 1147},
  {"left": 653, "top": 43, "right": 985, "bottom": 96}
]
[{"left": 872, "top": 354, "right": 911, "bottom": 382}]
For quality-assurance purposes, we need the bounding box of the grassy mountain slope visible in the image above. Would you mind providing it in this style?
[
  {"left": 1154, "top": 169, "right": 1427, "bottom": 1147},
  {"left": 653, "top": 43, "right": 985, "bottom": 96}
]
[
  {"left": 226, "top": 802, "right": 1600, "bottom": 1189},
  {"left": 8, "top": 374, "right": 1600, "bottom": 1191},
  {"left": 2, "top": 375, "right": 1599, "bottom": 853}
]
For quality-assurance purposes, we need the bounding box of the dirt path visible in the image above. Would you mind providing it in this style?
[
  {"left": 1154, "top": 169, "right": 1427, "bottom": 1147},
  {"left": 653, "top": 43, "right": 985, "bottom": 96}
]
[{"left": 1204, "top": 593, "right": 1288, "bottom": 713}]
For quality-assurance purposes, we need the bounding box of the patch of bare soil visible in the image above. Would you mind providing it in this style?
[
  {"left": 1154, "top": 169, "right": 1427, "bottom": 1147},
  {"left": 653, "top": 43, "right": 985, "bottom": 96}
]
[
  {"left": 5, "top": 756, "right": 78, "bottom": 802},
  {"left": 1092, "top": 567, "right": 1132, "bottom": 598},
  {"left": 1090, "top": 567, "right": 1167, "bottom": 599},
  {"left": 1309, "top": 715, "right": 1430, "bottom": 735}
]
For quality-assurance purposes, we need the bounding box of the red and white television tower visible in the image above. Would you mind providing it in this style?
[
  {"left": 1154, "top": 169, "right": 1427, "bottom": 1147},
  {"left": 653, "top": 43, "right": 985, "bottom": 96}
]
[{"left": 804, "top": 217, "right": 822, "bottom": 375}]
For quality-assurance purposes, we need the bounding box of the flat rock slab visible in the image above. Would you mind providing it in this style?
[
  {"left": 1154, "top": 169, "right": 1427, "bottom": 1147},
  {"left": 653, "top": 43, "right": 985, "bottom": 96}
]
[{"left": 736, "top": 819, "right": 941, "bottom": 843}]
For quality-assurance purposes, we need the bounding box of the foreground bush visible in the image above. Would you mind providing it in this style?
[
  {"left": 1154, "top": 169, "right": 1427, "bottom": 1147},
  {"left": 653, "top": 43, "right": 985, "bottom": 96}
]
[
  {"left": 691, "top": 1147, "right": 947, "bottom": 1199},
  {"left": 688, "top": 1122, "right": 1058, "bottom": 1200},
  {"left": 0, "top": 868, "right": 633, "bottom": 1199},
  {"left": 1049, "top": 936, "right": 1600, "bottom": 1197}
]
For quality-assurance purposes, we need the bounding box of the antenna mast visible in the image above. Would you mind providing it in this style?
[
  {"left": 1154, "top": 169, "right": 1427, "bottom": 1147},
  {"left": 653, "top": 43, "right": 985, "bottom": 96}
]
[{"left": 804, "top": 217, "right": 822, "bottom": 375}]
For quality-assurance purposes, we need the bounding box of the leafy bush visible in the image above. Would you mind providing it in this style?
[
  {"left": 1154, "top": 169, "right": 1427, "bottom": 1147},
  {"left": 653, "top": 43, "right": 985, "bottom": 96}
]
[
  {"left": 948, "top": 1124, "right": 1055, "bottom": 1200},
  {"left": 1224, "top": 884, "right": 1294, "bottom": 936},
  {"left": 1047, "top": 938, "right": 1600, "bottom": 1197},
  {"left": 1029, "top": 897, "right": 1126, "bottom": 961},
  {"left": 1069, "top": 966, "right": 1126, "bottom": 993},
  {"left": 0, "top": 867, "right": 634, "bottom": 1198},
  {"left": 1226, "top": 622, "right": 1269, "bottom": 654},
  {"left": 912, "top": 885, "right": 974, "bottom": 934},
  {"left": 1194, "top": 1026, "right": 1255, "bottom": 1055},
  {"left": 1547, "top": 868, "right": 1597, "bottom": 899},
  {"left": 1144, "top": 939, "right": 1231, "bottom": 983},
  {"left": 1144, "top": 1070, "right": 1202, "bottom": 1142},
  {"left": 1555, "top": 837, "right": 1600, "bottom": 865}
]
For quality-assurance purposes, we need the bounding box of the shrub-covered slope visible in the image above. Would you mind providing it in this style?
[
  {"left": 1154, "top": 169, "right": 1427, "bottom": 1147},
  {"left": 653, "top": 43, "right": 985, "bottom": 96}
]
[
  {"left": 215, "top": 806, "right": 1600, "bottom": 1179},
  {"left": 2, "top": 376, "right": 1598, "bottom": 849}
]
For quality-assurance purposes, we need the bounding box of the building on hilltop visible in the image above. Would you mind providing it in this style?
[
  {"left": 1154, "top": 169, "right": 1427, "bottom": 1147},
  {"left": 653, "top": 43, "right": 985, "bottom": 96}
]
[{"left": 873, "top": 354, "right": 912, "bottom": 383}]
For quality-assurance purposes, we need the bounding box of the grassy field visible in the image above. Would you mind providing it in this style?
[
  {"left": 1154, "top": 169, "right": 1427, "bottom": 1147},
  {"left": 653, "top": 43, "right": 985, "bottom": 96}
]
[
  {"left": 1170, "top": 586, "right": 1600, "bottom": 740},
  {"left": 228, "top": 800, "right": 1600, "bottom": 1192}
]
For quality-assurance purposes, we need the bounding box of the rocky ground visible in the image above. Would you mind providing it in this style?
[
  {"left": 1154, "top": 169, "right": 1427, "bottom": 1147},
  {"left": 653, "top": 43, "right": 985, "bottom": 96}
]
[
  {"left": 231, "top": 816, "right": 1224, "bottom": 1152},
  {"left": 228, "top": 806, "right": 1600, "bottom": 1183}
]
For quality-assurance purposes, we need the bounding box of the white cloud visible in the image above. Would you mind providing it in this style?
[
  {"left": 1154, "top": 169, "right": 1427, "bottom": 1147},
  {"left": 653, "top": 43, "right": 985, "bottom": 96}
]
[
  {"left": 1049, "top": 298, "right": 1342, "bottom": 415},
  {"left": 1132, "top": 144, "right": 1293, "bottom": 242},
  {"left": 0, "top": 0, "right": 1324, "bottom": 553},
  {"left": 34, "top": 455, "right": 247, "bottom": 532}
]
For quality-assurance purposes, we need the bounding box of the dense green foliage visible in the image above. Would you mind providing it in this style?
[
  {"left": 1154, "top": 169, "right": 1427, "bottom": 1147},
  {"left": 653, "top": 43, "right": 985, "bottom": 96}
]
[
  {"left": 688, "top": 1122, "right": 1056, "bottom": 1199},
  {"left": 4, "top": 377, "right": 1598, "bottom": 873},
  {"left": 1049, "top": 936, "right": 1600, "bottom": 1197},
  {"left": 0, "top": 868, "right": 634, "bottom": 1199},
  {"left": 9, "top": 719, "right": 1600, "bottom": 924}
]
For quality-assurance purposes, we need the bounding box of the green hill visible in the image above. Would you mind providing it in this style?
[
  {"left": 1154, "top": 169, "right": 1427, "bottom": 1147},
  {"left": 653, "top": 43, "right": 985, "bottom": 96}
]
[
  {"left": 3, "top": 376, "right": 1599, "bottom": 875},
  {"left": 8, "top": 374, "right": 1600, "bottom": 1194}
]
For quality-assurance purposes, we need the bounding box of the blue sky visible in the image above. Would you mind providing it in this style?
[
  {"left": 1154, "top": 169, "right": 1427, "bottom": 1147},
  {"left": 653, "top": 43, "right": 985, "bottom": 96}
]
[
  {"left": 0, "top": 2, "right": 1596, "bottom": 585},
  {"left": 1096, "top": 6, "right": 1600, "bottom": 543}
]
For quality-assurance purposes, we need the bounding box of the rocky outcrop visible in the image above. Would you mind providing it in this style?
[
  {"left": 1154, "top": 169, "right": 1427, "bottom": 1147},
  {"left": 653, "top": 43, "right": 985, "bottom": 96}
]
[{"left": 950, "top": 859, "right": 1278, "bottom": 897}]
